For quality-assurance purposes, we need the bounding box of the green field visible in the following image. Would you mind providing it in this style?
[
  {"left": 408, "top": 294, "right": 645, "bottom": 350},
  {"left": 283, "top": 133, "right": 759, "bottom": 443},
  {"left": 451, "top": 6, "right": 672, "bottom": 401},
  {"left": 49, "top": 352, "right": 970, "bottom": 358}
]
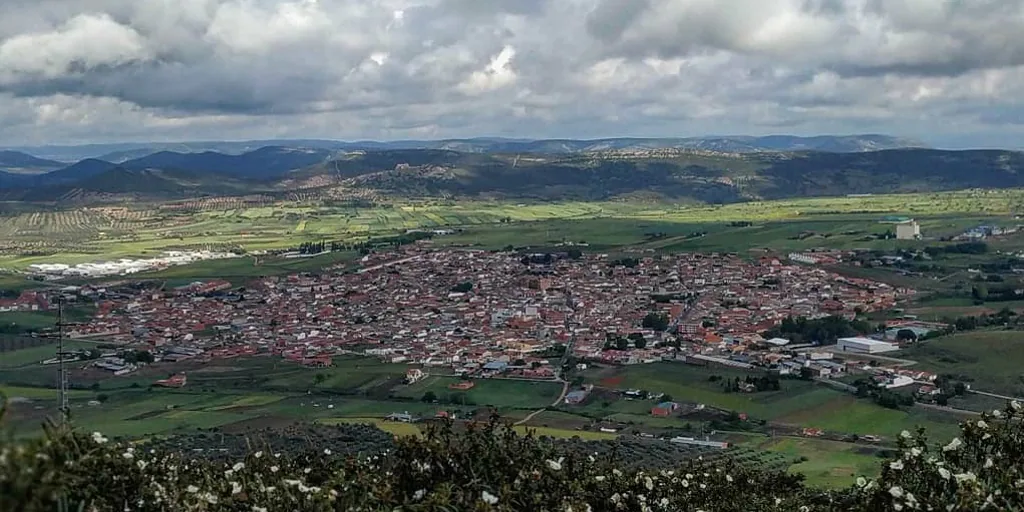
[
  {"left": 582, "top": 362, "right": 961, "bottom": 440},
  {"left": 897, "top": 330, "right": 1024, "bottom": 398},
  {"left": 395, "top": 376, "right": 564, "bottom": 410},
  {"left": 742, "top": 436, "right": 885, "bottom": 488},
  {"left": 2, "top": 190, "right": 1024, "bottom": 270}
]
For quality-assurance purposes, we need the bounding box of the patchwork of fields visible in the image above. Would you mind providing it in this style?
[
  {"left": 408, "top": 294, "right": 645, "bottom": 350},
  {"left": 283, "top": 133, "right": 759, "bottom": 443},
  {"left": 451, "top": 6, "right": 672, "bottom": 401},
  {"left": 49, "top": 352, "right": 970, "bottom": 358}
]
[{"left": 2, "top": 188, "right": 1024, "bottom": 269}]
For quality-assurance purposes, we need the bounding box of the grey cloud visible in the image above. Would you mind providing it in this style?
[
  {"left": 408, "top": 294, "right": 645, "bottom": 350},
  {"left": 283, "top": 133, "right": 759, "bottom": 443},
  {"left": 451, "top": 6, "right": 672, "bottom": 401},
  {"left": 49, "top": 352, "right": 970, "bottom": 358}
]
[{"left": 0, "top": 0, "right": 1022, "bottom": 147}]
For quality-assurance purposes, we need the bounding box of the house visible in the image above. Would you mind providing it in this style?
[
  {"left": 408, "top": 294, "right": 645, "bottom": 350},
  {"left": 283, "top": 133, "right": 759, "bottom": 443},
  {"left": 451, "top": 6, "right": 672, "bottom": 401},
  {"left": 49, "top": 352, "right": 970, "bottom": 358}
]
[
  {"left": 449, "top": 380, "right": 475, "bottom": 391},
  {"left": 154, "top": 373, "right": 187, "bottom": 388},
  {"left": 837, "top": 337, "right": 898, "bottom": 354},
  {"left": 895, "top": 220, "right": 921, "bottom": 240},
  {"left": 405, "top": 368, "right": 427, "bottom": 384},
  {"left": 385, "top": 412, "right": 417, "bottom": 423},
  {"left": 564, "top": 389, "right": 589, "bottom": 405},
  {"left": 651, "top": 401, "right": 679, "bottom": 417}
]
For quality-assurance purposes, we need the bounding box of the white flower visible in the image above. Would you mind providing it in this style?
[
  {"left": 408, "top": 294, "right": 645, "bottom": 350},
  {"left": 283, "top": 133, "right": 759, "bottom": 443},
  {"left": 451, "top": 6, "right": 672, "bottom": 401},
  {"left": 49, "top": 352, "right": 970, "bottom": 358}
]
[
  {"left": 304, "top": 467, "right": 311, "bottom": 474},
  {"left": 202, "top": 493, "right": 218, "bottom": 504},
  {"left": 1012, "top": 401, "right": 1021, "bottom": 411},
  {"left": 660, "top": 498, "right": 669, "bottom": 507},
  {"left": 137, "top": 460, "right": 148, "bottom": 470},
  {"left": 283, "top": 479, "right": 302, "bottom": 487},
  {"left": 231, "top": 481, "right": 242, "bottom": 495},
  {"left": 993, "top": 409, "right": 1003, "bottom": 418},
  {"left": 612, "top": 469, "right": 623, "bottom": 476},
  {"left": 610, "top": 493, "right": 622, "bottom": 504},
  {"left": 985, "top": 457, "right": 994, "bottom": 469},
  {"left": 254, "top": 451, "right": 263, "bottom": 459},
  {"left": 910, "top": 447, "right": 922, "bottom": 457},
  {"left": 856, "top": 477, "right": 867, "bottom": 487},
  {"left": 413, "top": 489, "right": 426, "bottom": 501},
  {"left": 889, "top": 486, "right": 904, "bottom": 498},
  {"left": 122, "top": 452, "right": 134, "bottom": 460},
  {"left": 900, "top": 430, "right": 912, "bottom": 439},
  {"left": 595, "top": 476, "right": 606, "bottom": 482},
  {"left": 644, "top": 476, "right": 654, "bottom": 490},
  {"left": 954, "top": 472, "right": 977, "bottom": 483},
  {"left": 939, "top": 467, "right": 951, "bottom": 480},
  {"left": 547, "top": 458, "right": 563, "bottom": 471},
  {"left": 232, "top": 462, "right": 245, "bottom": 472},
  {"left": 270, "top": 466, "right": 279, "bottom": 473},
  {"left": 977, "top": 420, "right": 989, "bottom": 429},
  {"left": 481, "top": 490, "right": 499, "bottom": 505},
  {"left": 681, "top": 479, "right": 689, "bottom": 488},
  {"left": 324, "top": 448, "right": 332, "bottom": 455},
  {"left": 890, "top": 460, "right": 904, "bottom": 471},
  {"left": 186, "top": 485, "right": 199, "bottom": 494},
  {"left": 253, "top": 507, "right": 268, "bottom": 512},
  {"left": 726, "top": 475, "right": 733, "bottom": 483},
  {"left": 91, "top": 432, "right": 108, "bottom": 444},
  {"left": 943, "top": 438, "right": 963, "bottom": 452}
]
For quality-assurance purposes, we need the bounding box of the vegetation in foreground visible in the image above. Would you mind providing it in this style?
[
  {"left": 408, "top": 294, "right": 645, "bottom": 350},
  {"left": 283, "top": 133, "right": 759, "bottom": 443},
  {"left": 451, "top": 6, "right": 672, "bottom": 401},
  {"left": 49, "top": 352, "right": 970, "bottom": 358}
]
[{"left": 1, "top": 395, "right": 1022, "bottom": 512}]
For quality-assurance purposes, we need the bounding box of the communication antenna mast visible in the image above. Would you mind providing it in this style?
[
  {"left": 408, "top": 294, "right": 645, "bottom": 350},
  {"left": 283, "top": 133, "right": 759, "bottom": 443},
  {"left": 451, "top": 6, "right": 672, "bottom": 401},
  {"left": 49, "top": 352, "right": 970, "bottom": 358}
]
[{"left": 56, "top": 296, "right": 70, "bottom": 423}]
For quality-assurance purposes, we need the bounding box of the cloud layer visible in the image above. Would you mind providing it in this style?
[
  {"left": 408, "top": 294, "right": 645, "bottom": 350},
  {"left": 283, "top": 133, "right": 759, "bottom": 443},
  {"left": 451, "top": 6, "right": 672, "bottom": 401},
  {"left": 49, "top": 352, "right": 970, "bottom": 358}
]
[{"left": 1, "top": 0, "right": 1023, "bottom": 147}]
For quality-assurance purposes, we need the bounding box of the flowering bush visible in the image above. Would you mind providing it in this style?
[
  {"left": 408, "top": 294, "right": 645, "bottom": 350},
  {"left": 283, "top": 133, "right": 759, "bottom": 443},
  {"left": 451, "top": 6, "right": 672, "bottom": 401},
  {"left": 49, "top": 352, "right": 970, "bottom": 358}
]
[{"left": 1, "top": 402, "right": 1023, "bottom": 511}]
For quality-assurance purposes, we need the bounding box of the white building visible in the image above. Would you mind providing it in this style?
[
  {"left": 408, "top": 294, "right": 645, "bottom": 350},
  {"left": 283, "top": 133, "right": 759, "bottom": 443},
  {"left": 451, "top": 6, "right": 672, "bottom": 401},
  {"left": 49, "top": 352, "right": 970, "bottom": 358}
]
[
  {"left": 896, "top": 221, "right": 921, "bottom": 240},
  {"left": 837, "top": 337, "right": 899, "bottom": 354}
]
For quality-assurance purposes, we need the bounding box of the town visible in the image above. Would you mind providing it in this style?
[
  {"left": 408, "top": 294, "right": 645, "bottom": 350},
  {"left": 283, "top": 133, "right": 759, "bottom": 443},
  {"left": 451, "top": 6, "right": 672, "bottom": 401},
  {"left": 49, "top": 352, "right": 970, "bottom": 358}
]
[{"left": 49, "top": 246, "right": 942, "bottom": 391}]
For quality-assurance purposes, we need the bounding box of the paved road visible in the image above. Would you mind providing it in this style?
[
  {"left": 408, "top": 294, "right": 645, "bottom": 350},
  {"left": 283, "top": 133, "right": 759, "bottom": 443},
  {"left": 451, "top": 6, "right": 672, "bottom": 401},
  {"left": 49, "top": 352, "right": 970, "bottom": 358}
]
[
  {"left": 969, "top": 389, "right": 1024, "bottom": 403},
  {"left": 356, "top": 255, "right": 423, "bottom": 274}
]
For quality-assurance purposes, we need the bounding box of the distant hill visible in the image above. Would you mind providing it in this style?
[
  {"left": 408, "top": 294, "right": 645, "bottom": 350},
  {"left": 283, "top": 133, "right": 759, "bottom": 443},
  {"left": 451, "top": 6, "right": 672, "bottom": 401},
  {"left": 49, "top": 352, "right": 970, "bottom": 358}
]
[
  {"left": 5, "top": 134, "right": 930, "bottom": 161},
  {"left": 3, "top": 145, "right": 1024, "bottom": 204},
  {"left": 316, "top": 147, "right": 1024, "bottom": 202},
  {"left": 0, "top": 151, "right": 64, "bottom": 174},
  {"left": 120, "top": 146, "right": 334, "bottom": 180}
]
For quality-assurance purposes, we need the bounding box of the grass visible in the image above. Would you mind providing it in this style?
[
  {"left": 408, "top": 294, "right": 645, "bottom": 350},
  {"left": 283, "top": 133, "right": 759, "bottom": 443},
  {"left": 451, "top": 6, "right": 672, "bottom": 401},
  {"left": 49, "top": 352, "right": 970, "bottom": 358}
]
[
  {"left": 317, "top": 417, "right": 422, "bottom": 437},
  {"left": 0, "top": 385, "right": 91, "bottom": 400},
  {"left": 0, "top": 340, "right": 95, "bottom": 368},
  {"left": 897, "top": 330, "right": 1024, "bottom": 398},
  {"left": 395, "top": 376, "right": 564, "bottom": 410},
  {"left": 512, "top": 425, "right": 616, "bottom": 441},
  {"left": 743, "top": 437, "right": 884, "bottom": 488},
  {"left": 583, "top": 363, "right": 961, "bottom": 439}
]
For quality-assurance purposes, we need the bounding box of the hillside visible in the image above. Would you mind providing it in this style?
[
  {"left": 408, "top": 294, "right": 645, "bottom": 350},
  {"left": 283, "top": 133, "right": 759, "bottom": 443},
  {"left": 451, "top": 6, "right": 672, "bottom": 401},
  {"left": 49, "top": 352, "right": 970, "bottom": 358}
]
[
  {"left": 2, "top": 146, "right": 1023, "bottom": 203},
  {"left": 0, "top": 151, "right": 64, "bottom": 174}
]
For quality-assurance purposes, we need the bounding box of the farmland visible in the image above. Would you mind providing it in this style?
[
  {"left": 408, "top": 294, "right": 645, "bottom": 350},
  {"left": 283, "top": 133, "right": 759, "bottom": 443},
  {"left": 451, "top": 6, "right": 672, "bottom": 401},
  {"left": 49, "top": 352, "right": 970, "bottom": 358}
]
[
  {"left": 897, "top": 331, "right": 1024, "bottom": 399},
  {"left": 579, "top": 362, "right": 962, "bottom": 440},
  {"left": 1, "top": 188, "right": 1024, "bottom": 270}
]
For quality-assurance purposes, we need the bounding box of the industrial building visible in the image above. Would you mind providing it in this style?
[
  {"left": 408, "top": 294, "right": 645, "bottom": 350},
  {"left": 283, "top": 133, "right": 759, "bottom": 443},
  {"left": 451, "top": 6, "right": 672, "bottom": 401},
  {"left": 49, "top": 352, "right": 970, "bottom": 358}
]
[
  {"left": 836, "top": 337, "right": 899, "bottom": 354},
  {"left": 895, "top": 220, "right": 921, "bottom": 240}
]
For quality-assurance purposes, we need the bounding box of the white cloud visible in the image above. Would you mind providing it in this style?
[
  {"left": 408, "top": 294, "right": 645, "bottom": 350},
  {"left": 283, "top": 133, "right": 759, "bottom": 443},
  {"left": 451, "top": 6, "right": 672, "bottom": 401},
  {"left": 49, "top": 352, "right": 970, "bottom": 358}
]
[
  {"left": 0, "top": 13, "right": 150, "bottom": 81},
  {"left": 458, "top": 45, "right": 518, "bottom": 95}
]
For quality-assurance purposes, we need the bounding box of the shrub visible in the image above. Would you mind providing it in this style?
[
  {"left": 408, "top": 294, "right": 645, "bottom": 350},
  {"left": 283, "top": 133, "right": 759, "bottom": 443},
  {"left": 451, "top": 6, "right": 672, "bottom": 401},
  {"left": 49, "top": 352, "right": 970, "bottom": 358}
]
[{"left": 1, "top": 400, "right": 1024, "bottom": 511}]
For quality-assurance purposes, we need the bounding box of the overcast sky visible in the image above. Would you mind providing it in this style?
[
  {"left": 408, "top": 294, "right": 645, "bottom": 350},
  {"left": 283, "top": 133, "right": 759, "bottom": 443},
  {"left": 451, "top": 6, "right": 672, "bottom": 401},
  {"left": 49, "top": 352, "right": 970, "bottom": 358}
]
[{"left": 1, "top": 0, "right": 1023, "bottom": 148}]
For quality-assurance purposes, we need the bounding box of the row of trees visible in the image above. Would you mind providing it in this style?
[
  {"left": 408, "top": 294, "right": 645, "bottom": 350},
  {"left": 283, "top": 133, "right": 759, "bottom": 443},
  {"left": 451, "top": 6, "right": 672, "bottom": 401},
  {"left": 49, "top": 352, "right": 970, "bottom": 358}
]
[{"left": 763, "top": 315, "right": 872, "bottom": 345}]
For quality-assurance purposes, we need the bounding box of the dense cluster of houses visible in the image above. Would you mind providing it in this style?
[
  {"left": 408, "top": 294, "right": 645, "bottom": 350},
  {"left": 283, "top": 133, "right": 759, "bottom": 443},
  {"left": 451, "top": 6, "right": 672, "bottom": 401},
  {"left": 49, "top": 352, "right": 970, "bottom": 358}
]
[{"left": 59, "top": 247, "right": 912, "bottom": 381}]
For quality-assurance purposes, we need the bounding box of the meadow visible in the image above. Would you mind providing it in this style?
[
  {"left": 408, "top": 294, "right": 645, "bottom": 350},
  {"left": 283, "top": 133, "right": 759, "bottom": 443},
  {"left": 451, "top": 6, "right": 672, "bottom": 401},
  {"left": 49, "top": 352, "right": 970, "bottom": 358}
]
[{"left": 897, "top": 330, "right": 1024, "bottom": 399}]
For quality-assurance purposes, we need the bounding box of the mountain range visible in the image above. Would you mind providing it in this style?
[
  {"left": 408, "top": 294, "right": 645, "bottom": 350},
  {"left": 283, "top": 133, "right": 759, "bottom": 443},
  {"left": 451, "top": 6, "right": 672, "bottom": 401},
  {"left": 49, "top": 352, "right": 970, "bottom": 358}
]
[
  {"left": 0, "top": 138, "right": 1022, "bottom": 205},
  {"left": 3, "top": 134, "right": 926, "bottom": 162}
]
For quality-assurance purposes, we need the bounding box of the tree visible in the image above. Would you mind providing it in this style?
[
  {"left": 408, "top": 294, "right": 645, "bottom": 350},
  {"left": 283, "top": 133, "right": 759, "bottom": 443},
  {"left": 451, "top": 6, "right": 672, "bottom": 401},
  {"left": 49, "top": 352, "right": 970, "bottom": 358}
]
[
  {"left": 314, "top": 373, "right": 327, "bottom": 385},
  {"left": 634, "top": 337, "right": 648, "bottom": 349},
  {"left": 642, "top": 312, "right": 670, "bottom": 332},
  {"left": 895, "top": 329, "right": 918, "bottom": 342},
  {"left": 421, "top": 391, "right": 438, "bottom": 403},
  {"left": 614, "top": 337, "right": 629, "bottom": 351},
  {"left": 451, "top": 282, "right": 473, "bottom": 293}
]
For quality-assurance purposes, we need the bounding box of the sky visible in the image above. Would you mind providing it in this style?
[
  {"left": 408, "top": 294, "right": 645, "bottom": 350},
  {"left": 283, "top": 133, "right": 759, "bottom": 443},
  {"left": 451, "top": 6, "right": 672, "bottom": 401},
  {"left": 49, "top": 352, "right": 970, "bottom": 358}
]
[{"left": 1, "top": 0, "right": 1023, "bottom": 148}]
